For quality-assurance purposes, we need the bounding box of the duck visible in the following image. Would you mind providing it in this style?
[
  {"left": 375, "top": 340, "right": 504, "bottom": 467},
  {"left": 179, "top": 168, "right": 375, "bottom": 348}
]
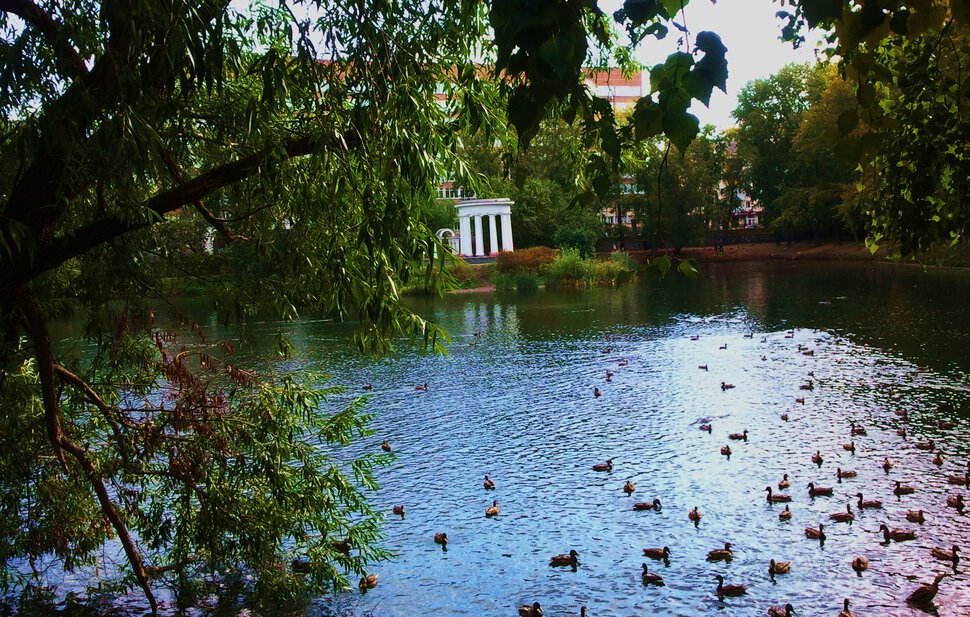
[
  {"left": 291, "top": 558, "right": 312, "bottom": 573},
  {"left": 897, "top": 427, "right": 908, "bottom": 438},
  {"left": 838, "top": 598, "right": 855, "bottom": 617},
  {"left": 623, "top": 480, "right": 636, "bottom": 495},
  {"left": 713, "top": 574, "right": 746, "bottom": 597},
  {"left": 933, "top": 452, "right": 944, "bottom": 466},
  {"left": 721, "top": 445, "right": 732, "bottom": 456},
  {"left": 605, "top": 369, "right": 614, "bottom": 381},
  {"left": 381, "top": 440, "right": 392, "bottom": 452},
  {"left": 633, "top": 498, "right": 662, "bottom": 511},
  {"left": 433, "top": 532, "right": 448, "bottom": 546},
  {"left": 882, "top": 457, "right": 893, "bottom": 472},
  {"left": 518, "top": 602, "right": 543, "bottom": 617},
  {"left": 851, "top": 557, "right": 868, "bottom": 575},
  {"left": 878, "top": 523, "right": 916, "bottom": 542},
  {"left": 804, "top": 523, "right": 825, "bottom": 541},
  {"left": 643, "top": 546, "right": 670, "bottom": 560},
  {"left": 362, "top": 384, "right": 373, "bottom": 391},
  {"left": 938, "top": 420, "right": 957, "bottom": 429},
  {"left": 946, "top": 494, "right": 965, "bottom": 513},
  {"left": 795, "top": 397, "right": 805, "bottom": 404},
  {"left": 719, "top": 344, "right": 728, "bottom": 350},
  {"left": 690, "top": 335, "right": 699, "bottom": 341},
  {"left": 728, "top": 429, "right": 748, "bottom": 441},
  {"left": 721, "top": 381, "right": 735, "bottom": 390},
  {"left": 915, "top": 439, "right": 935, "bottom": 451},
  {"left": 706, "top": 542, "right": 733, "bottom": 561},
  {"left": 779, "top": 505, "right": 792, "bottom": 520},
  {"left": 743, "top": 332, "right": 754, "bottom": 338},
  {"left": 689, "top": 506, "right": 702, "bottom": 523},
  {"left": 799, "top": 381, "right": 814, "bottom": 391},
  {"left": 392, "top": 505, "right": 405, "bottom": 517},
  {"left": 768, "top": 603, "right": 794, "bottom": 617},
  {"left": 894, "top": 408, "right": 908, "bottom": 417},
  {"left": 906, "top": 573, "right": 948, "bottom": 605},
  {"left": 812, "top": 451, "right": 824, "bottom": 466},
  {"left": 855, "top": 493, "right": 883, "bottom": 509},
  {"left": 780, "top": 413, "right": 789, "bottom": 421},
  {"left": 779, "top": 474, "right": 791, "bottom": 489},
  {"left": 591, "top": 459, "right": 613, "bottom": 472},
  {"left": 640, "top": 563, "right": 665, "bottom": 585},
  {"left": 829, "top": 504, "right": 855, "bottom": 523},
  {"left": 698, "top": 364, "right": 708, "bottom": 370},
  {"left": 948, "top": 472, "right": 970, "bottom": 486},
  {"left": 768, "top": 559, "right": 791, "bottom": 575},
  {"left": 415, "top": 383, "right": 428, "bottom": 392},
  {"left": 485, "top": 500, "right": 500, "bottom": 517},
  {"left": 699, "top": 423, "right": 713, "bottom": 432},
  {"left": 593, "top": 387, "right": 602, "bottom": 397},
  {"left": 906, "top": 509, "right": 926, "bottom": 523},
  {"left": 549, "top": 549, "right": 579, "bottom": 567},
  {"left": 483, "top": 474, "right": 496, "bottom": 490},
  {"left": 765, "top": 487, "right": 792, "bottom": 503},
  {"left": 930, "top": 545, "right": 960, "bottom": 566},
  {"left": 332, "top": 538, "right": 352, "bottom": 554},
  {"left": 807, "top": 482, "right": 833, "bottom": 497},
  {"left": 358, "top": 573, "right": 378, "bottom": 592},
  {"left": 617, "top": 359, "right": 629, "bottom": 367},
  {"left": 849, "top": 421, "right": 867, "bottom": 436},
  {"left": 802, "top": 349, "right": 815, "bottom": 356},
  {"left": 837, "top": 468, "right": 857, "bottom": 480},
  {"left": 893, "top": 480, "right": 915, "bottom": 496},
  {"left": 842, "top": 441, "right": 856, "bottom": 453}
]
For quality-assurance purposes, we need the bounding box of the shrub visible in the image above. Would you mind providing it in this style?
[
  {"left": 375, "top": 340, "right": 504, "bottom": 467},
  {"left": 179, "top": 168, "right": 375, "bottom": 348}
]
[
  {"left": 491, "top": 272, "right": 539, "bottom": 290},
  {"left": 608, "top": 250, "right": 639, "bottom": 271},
  {"left": 552, "top": 226, "right": 599, "bottom": 257},
  {"left": 545, "top": 248, "right": 591, "bottom": 286},
  {"left": 446, "top": 260, "right": 484, "bottom": 287},
  {"left": 495, "top": 246, "right": 558, "bottom": 274},
  {"left": 591, "top": 260, "right": 632, "bottom": 286}
]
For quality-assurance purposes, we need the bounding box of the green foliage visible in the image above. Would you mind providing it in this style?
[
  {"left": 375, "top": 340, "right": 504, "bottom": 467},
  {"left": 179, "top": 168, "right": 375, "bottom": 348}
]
[
  {"left": 491, "top": 272, "right": 540, "bottom": 290},
  {"left": 545, "top": 248, "right": 592, "bottom": 286},
  {"left": 553, "top": 226, "right": 600, "bottom": 257}
]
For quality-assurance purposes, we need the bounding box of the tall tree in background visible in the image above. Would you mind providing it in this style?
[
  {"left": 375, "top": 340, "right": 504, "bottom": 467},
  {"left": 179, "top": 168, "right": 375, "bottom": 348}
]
[
  {"left": 732, "top": 63, "right": 827, "bottom": 228},
  {"left": 779, "top": 0, "right": 970, "bottom": 255}
]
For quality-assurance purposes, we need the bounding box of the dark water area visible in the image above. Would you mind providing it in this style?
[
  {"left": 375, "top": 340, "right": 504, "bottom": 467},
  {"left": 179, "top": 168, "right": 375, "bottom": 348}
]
[{"left": 47, "top": 262, "right": 970, "bottom": 616}]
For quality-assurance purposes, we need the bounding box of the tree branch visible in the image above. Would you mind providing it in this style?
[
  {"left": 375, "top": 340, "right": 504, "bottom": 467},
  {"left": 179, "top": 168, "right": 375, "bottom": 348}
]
[
  {"left": 0, "top": 0, "right": 89, "bottom": 80},
  {"left": 17, "top": 292, "right": 158, "bottom": 614}
]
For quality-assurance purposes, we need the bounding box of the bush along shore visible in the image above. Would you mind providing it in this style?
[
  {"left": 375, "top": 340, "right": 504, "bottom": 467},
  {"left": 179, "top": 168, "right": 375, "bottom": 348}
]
[{"left": 489, "top": 247, "right": 640, "bottom": 291}]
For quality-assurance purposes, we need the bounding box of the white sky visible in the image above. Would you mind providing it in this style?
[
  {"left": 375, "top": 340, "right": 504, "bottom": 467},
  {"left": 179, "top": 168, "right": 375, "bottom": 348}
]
[{"left": 614, "top": 0, "right": 825, "bottom": 129}]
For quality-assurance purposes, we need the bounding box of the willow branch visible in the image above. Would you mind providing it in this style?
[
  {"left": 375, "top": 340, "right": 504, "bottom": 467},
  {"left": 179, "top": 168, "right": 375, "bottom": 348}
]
[{"left": 0, "top": 0, "right": 89, "bottom": 80}]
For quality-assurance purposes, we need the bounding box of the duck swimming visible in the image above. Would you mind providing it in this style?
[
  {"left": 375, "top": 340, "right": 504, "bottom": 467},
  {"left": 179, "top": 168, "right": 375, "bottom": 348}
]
[
  {"left": 549, "top": 549, "right": 579, "bottom": 567},
  {"left": 641, "top": 563, "right": 665, "bottom": 586},
  {"left": 592, "top": 459, "right": 613, "bottom": 472},
  {"left": 855, "top": 493, "right": 882, "bottom": 509},
  {"left": 878, "top": 523, "right": 916, "bottom": 542},
  {"left": 392, "top": 505, "right": 405, "bottom": 517},
  {"left": 728, "top": 429, "right": 748, "bottom": 441},
  {"left": 946, "top": 494, "right": 965, "bottom": 513},
  {"left": 623, "top": 480, "right": 636, "bottom": 495},
  {"left": 769, "top": 559, "right": 791, "bottom": 575},
  {"left": 906, "top": 573, "right": 948, "bottom": 605},
  {"left": 778, "top": 474, "right": 791, "bottom": 489},
  {"left": 765, "top": 487, "right": 792, "bottom": 503},
  {"left": 851, "top": 557, "right": 868, "bottom": 575},
  {"left": 837, "top": 468, "right": 857, "bottom": 480},
  {"left": 643, "top": 546, "right": 670, "bottom": 560},
  {"left": 518, "top": 602, "right": 543, "bottom": 617},
  {"left": 906, "top": 509, "right": 926, "bottom": 523},
  {"left": 706, "top": 542, "right": 733, "bottom": 561},
  {"left": 767, "top": 603, "right": 794, "bottom": 617},
  {"left": 483, "top": 474, "right": 496, "bottom": 490},
  {"left": 893, "top": 481, "right": 916, "bottom": 496},
  {"left": 805, "top": 523, "right": 825, "bottom": 541},
  {"left": 930, "top": 545, "right": 960, "bottom": 566},
  {"left": 838, "top": 598, "right": 855, "bottom": 617},
  {"left": 807, "top": 482, "right": 833, "bottom": 497},
  {"left": 633, "top": 498, "right": 662, "bottom": 511},
  {"left": 485, "top": 500, "right": 500, "bottom": 517},
  {"left": 812, "top": 451, "right": 824, "bottom": 466},
  {"left": 779, "top": 504, "right": 792, "bottom": 520},
  {"left": 721, "top": 445, "right": 732, "bottom": 456},
  {"left": 689, "top": 506, "right": 702, "bottom": 523},
  {"left": 829, "top": 504, "right": 855, "bottom": 523},
  {"left": 882, "top": 457, "right": 893, "bottom": 472},
  {"left": 713, "top": 574, "right": 746, "bottom": 597},
  {"left": 721, "top": 382, "right": 735, "bottom": 390},
  {"left": 381, "top": 440, "right": 392, "bottom": 452},
  {"left": 358, "top": 573, "right": 378, "bottom": 592},
  {"left": 415, "top": 383, "right": 428, "bottom": 392},
  {"left": 434, "top": 532, "right": 448, "bottom": 546}
]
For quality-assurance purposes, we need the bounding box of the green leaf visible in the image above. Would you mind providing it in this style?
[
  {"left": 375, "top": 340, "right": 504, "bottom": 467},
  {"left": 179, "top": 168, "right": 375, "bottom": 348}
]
[
  {"left": 837, "top": 109, "right": 858, "bottom": 135},
  {"left": 663, "top": 109, "right": 699, "bottom": 152},
  {"left": 677, "top": 258, "right": 700, "bottom": 278}
]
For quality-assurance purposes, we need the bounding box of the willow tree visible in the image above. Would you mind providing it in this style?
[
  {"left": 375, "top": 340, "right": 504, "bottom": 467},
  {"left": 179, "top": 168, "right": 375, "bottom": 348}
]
[{"left": 0, "top": 0, "right": 728, "bottom": 613}]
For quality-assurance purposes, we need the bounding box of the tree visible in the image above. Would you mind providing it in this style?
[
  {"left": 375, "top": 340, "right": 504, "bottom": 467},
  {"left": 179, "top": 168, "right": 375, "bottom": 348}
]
[
  {"left": 778, "top": 1, "right": 970, "bottom": 255},
  {"left": 0, "top": 0, "right": 729, "bottom": 612},
  {"left": 732, "top": 63, "right": 827, "bottom": 228}
]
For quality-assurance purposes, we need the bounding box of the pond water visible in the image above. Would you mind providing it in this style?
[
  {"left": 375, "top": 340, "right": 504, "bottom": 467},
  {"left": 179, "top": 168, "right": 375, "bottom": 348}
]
[
  {"left": 49, "top": 261, "right": 970, "bottom": 616},
  {"left": 292, "top": 262, "right": 969, "bottom": 617}
]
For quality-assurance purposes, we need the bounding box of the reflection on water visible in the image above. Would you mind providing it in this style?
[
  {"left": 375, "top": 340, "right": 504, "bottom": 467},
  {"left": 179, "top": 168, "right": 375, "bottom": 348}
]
[{"left": 54, "top": 263, "right": 970, "bottom": 616}]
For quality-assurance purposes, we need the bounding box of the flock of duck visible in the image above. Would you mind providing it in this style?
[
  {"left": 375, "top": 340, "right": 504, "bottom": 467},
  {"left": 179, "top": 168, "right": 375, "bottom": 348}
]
[{"left": 345, "top": 328, "right": 966, "bottom": 616}]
